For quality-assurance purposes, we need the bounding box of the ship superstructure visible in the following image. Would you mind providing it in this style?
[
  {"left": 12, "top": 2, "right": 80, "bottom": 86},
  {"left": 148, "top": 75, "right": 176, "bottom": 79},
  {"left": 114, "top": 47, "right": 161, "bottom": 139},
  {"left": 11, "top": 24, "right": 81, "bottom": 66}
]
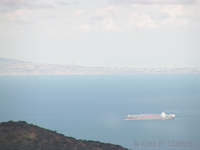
[{"left": 124, "top": 112, "right": 175, "bottom": 120}]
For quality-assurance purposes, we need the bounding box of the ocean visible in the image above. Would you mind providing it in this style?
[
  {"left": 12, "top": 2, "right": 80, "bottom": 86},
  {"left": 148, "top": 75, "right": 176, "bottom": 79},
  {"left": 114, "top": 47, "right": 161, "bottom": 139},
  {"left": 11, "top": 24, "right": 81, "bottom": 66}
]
[{"left": 0, "top": 74, "right": 200, "bottom": 150}]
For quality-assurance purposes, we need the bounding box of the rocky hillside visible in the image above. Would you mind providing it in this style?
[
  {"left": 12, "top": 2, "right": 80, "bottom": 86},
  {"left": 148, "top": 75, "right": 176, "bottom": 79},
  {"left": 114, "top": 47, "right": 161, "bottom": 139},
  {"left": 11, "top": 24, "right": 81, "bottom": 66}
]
[{"left": 0, "top": 121, "right": 128, "bottom": 150}]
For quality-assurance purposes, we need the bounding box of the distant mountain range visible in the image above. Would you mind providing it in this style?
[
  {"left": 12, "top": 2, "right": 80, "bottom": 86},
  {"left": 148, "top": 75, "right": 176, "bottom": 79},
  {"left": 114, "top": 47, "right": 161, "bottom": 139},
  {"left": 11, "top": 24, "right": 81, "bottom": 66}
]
[
  {"left": 0, "top": 58, "right": 200, "bottom": 75},
  {"left": 0, "top": 121, "right": 128, "bottom": 150}
]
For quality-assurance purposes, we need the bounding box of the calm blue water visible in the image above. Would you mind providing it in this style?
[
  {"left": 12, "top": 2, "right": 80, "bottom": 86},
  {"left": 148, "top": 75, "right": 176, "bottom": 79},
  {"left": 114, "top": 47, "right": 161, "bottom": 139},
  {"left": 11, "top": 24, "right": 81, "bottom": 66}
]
[{"left": 0, "top": 74, "right": 200, "bottom": 150}]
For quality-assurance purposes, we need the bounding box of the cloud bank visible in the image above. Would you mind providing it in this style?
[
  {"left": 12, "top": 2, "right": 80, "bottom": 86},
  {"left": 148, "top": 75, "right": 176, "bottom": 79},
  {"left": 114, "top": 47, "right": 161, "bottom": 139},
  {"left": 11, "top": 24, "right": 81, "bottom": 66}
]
[
  {"left": 0, "top": 0, "right": 200, "bottom": 67},
  {"left": 0, "top": 0, "right": 54, "bottom": 10},
  {"left": 111, "top": 0, "right": 197, "bottom": 5}
]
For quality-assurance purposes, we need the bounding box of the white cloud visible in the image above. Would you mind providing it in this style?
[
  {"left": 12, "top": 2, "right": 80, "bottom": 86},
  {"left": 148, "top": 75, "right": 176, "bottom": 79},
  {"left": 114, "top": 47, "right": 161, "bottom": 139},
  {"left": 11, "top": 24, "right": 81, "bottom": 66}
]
[
  {"left": 0, "top": 0, "right": 54, "bottom": 10},
  {"left": 111, "top": 0, "right": 196, "bottom": 5},
  {"left": 157, "top": 5, "right": 187, "bottom": 27},
  {"left": 1, "top": 0, "right": 199, "bottom": 31},
  {"left": 55, "top": 0, "right": 79, "bottom": 6},
  {"left": 76, "top": 10, "right": 85, "bottom": 16},
  {"left": 76, "top": 5, "right": 179, "bottom": 32},
  {"left": 130, "top": 13, "right": 157, "bottom": 28},
  {"left": 86, "top": 1, "right": 200, "bottom": 31},
  {"left": 101, "top": 18, "right": 119, "bottom": 31},
  {"left": 5, "top": 9, "right": 36, "bottom": 24},
  {"left": 92, "top": 7, "right": 120, "bottom": 31},
  {"left": 79, "top": 24, "right": 91, "bottom": 31}
]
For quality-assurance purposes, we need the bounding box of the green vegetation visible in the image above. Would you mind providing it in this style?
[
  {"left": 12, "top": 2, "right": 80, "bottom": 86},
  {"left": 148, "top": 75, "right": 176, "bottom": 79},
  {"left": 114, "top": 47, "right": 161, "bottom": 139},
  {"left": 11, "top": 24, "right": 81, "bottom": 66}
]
[{"left": 0, "top": 121, "right": 128, "bottom": 150}]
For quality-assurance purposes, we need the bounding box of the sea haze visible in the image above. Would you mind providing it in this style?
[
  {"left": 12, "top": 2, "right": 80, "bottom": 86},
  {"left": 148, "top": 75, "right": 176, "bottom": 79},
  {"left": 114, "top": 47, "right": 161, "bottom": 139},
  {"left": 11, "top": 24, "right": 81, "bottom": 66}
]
[{"left": 0, "top": 74, "right": 200, "bottom": 149}]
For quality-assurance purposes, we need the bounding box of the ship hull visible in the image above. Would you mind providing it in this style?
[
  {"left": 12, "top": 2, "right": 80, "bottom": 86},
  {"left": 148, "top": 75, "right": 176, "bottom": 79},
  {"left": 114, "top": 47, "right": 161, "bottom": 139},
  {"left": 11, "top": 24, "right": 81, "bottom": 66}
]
[
  {"left": 124, "top": 112, "right": 175, "bottom": 120},
  {"left": 124, "top": 117, "right": 175, "bottom": 120}
]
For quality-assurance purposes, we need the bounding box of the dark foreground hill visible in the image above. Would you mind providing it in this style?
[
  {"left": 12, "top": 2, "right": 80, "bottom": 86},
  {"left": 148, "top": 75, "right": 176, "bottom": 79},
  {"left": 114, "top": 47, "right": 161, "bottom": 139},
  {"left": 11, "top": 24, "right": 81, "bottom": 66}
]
[{"left": 0, "top": 121, "right": 128, "bottom": 150}]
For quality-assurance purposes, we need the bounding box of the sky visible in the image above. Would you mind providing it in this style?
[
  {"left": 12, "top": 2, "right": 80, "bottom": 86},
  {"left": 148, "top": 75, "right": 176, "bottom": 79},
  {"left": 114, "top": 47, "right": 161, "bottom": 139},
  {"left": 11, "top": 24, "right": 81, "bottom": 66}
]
[{"left": 0, "top": 0, "right": 200, "bottom": 67}]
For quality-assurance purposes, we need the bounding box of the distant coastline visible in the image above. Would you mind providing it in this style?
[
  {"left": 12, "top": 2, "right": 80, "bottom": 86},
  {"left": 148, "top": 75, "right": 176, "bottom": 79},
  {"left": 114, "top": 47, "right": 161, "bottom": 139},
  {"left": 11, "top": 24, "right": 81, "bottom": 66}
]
[{"left": 0, "top": 58, "right": 200, "bottom": 75}]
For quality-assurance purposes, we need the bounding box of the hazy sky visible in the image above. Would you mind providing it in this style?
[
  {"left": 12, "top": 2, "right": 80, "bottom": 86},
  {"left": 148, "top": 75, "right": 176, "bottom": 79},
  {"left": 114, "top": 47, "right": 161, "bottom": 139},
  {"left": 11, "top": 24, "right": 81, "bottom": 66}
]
[{"left": 0, "top": 0, "right": 200, "bottom": 67}]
